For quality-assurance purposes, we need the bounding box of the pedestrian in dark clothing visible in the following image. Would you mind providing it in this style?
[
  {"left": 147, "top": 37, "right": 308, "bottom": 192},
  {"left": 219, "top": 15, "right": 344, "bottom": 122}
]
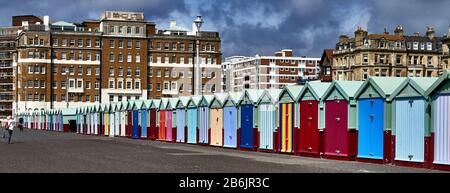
[
  {"left": 18, "top": 118, "right": 24, "bottom": 132},
  {"left": 6, "top": 117, "right": 14, "bottom": 144}
]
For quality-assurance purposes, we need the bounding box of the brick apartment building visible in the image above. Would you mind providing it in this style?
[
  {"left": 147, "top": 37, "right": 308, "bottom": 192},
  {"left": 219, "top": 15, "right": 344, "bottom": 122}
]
[{"left": 10, "top": 11, "right": 222, "bottom": 113}]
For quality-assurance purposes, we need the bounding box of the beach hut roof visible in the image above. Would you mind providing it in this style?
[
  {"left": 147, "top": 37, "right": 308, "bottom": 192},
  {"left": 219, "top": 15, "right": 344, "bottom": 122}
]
[
  {"left": 279, "top": 85, "right": 304, "bottom": 103},
  {"left": 298, "top": 82, "right": 332, "bottom": 101},
  {"left": 323, "top": 81, "right": 364, "bottom": 101},
  {"left": 424, "top": 71, "right": 450, "bottom": 96},
  {"left": 389, "top": 77, "right": 439, "bottom": 100},
  {"left": 176, "top": 96, "right": 191, "bottom": 108},
  {"left": 355, "top": 77, "right": 407, "bottom": 100},
  {"left": 257, "top": 89, "right": 281, "bottom": 104}
]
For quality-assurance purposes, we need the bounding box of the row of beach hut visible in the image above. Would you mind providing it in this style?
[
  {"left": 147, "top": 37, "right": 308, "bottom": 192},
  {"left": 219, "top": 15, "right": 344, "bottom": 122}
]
[{"left": 16, "top": 72, "right": 450, "bottom": 171}]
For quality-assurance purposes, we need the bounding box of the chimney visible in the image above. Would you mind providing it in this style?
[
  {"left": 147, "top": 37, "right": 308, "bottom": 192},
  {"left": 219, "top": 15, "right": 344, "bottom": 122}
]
[
  {"left": 339, "top": 35, "right": 349, "bottom": 43},
  {"left": 426, "top": 26, "right": 435, "bottom": 39},
  {"left": 414, "top": 32, "right": 421, "bottom": 37},
  {"left": 43, "top": 15, "right": 50, "bottom": 31},
  {"left": 384, "top": 27, "right": 389, "bottom": 35},
  {"left": 394, "top": 25, "right": 404, "bottom": 36},
  {"left": 354, "top": 26, "right": 367, "bottom": 46},
  {"left": 170, "top": 20, "right": 176, "bottom": 28}
]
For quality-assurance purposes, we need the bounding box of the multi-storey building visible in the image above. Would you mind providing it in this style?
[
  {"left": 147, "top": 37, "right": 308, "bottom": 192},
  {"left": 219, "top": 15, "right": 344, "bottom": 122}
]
[
  {"left": 222, "top": 49, "right": 320, "bottom": 92},
  {"left": 0, "top": 26, "right": 18, "bottom": 121},
  {"left": 333, "top": 26, "right": 446, "bottom": 81},
  {"left": 148, "top": 20, "right": 222, "bottom": 98},
  {"left": 99, "top": 11, "right": 150, "bottom": 102},
  {"left": 12, "top": 11, "right": 222, "bottom": 112},
  {"left": 442, "top": 29, "right": 450, "bottom": 69},
  {"left": 318, "top": 49, "right": 333, "bottom": 82},
  {"left": 14, "top": 15, "right": 102, "bottom": 112}
]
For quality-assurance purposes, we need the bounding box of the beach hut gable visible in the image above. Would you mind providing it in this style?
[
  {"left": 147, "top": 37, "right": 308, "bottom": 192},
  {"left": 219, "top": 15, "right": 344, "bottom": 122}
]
[
  {"left": 355, "top": 82, "right": 383, "bottom": 99},
  {"left": 223, "top": 96, "right": 237, "bottom": 107},
  {"left": 238, "top": 92, "right": 253, "bottom": 105},
  {"left": 257, "top": 91, "right": 273, "bottom": 104},
  {"left": 209, "top": 97, "right": 223, "bottom": 109},
  {"left": 324, "top": 86, "right": 347, "bottom": 101},
  {"left": 298, "top": 86, "right": 317, "bottom": 101},
  {"left": 425, "top": 73, "right": 450, "bottom": 96}
]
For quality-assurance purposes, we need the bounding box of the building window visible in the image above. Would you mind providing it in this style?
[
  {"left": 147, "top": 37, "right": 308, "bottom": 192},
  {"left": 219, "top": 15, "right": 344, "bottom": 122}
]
[
  {"left": 127, "top": 41, "right": 132, "bottom": 49},
  {"left": 396, "top": 55, "right": 402, "bottom": 64},
  {"left": 136, "top": 69, "right": 140, "bottom": 77},
  {"left": 118, "top": 39, "right": 123, "bottom": 48},
  {"left": 135, "top": 81, "right": 140, "bottom": 90},
  {"left": 77, "top": 80, "right": 82, "bottom": 88},
  {"left": 86, "top": 52, "right": 91, "bottom": 61},
  {"left": 61, "top": 94, "right": 66, "bottom": 101},
  {"left": 86, "top": 39, "right": 91, "bottom": 47},
  {"left": 136, "top": 54, "right": 140, "bottom": 63},
  {"left": 164, "top": 81, "right": 169, "bottom": 90},
  {"left": 62, "top": 39, "right": 67, "bottom": 46},
  {"left": 109, "top": 95, "right": 114, "bottom": 102},
  {"left": 127, "top": 54, "right": 132, "bottom": 63},
  {"left": 94, "top": 95, "right": 99, "bottom": 102},
  {"left": 69, "top": 80, "right": 75, "bottom": 88},
  {"left": 70, "top": 39, "right": 75, "bottom": 46},
  {"left": 157, "top": 42, "right": 161, "bottom": 50},
  {"left": 157, "top": 69, "right": 161, "bottom": 77},
  {"left": 126, "top": 81, "right": 132, "bottom": 89},
  {"left": 86, "top": 81, "right": 91, "bottom": 89},
  {"left": 149, "top": 67, "right": 153, "bottom": 77},
  {"left": 156, "top": 83, "right": 161, "bottom": 91},
  {"left": 164, "top": 68, "right": 169, "bottom": 77},
  {"left": 164, "top": 43, "right": 169, "bottom": 50},
  {"left": 413, "top": 42, "right": 418, "bottom": 50},
  {"left": 118, "top": 68, "right": 123, "bottom": 77},
  {"left": 78, "top": 39, "right": 83, "bottom": 47},
  {"left": 109, "top": 53, "right": 114, "bottom": 62},
  {"left": 118, "top": 95, "right": 122, "bottom": 101},
  {"left": 136, "top": 41, "right": 141, "bottom": 49},
  {"left": 95, "top": 53, "right": 100, "bottom": 61},
  {"left": 127, "top": 27, "right": 132, "bottom": 34},
  {"left": 69, "top": 52, "right": 74, "bottom": 60},
  {"left": 127, "top": 68, "right": 132, "bottom": 76},
  {"left": 118, "top": 53, "right": 123, "bottom": 62},
  {"left": 52, "top": 81, "right": 57, "bottom": 88},
  {"left": 94, "top": 81, "right": 100, "bottom": 89},
  {"left": 69, "top": 66, "right": 74, "bottom": 75},
  {"left": 86, "top": 67, "right": 91, "bottom": 75},
  {"left": 95, "top": 39, "right": 100, "bottom": 47},
  {"left": 52, "top": 94, "right": 56, "bottom": 101},
  {"left": 110, "top": 39, "right": 115, "bottom": 48},
  {"left": 95, "top": 68, "right": 100, "bottom": 75},
  {"left": 363, "top": 54, "right": 368, "bottom": 64},
  {"left": 86, "top": 95, "right": 90, "bottom": 102},
  {"left": 118, "top": 80, "right": 123, "bottom": 89},
  {"left": 77, "top": 66, "right": 82, "bottom": 75},
  {"left": 427, "top": 42, "right": 432, "bottom": 51},
  {"left": 61, "top": 81, "right": 66, "bottom": 88},
  {"left": 109, "top": 68, "right": 114, "bottom": 76},
  {"left": 109, "top": 80, "right": 114, "bottom": 89},
  {"left": 148, "top": 83, "right": 153, "bottom": 91}
]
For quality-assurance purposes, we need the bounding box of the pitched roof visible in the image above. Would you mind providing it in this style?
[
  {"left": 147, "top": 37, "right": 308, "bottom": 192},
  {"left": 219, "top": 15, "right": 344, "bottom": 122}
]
[
  {"left": 389, "top": 77, "right": 438, "bottom": 100},
  {"left": 367, "top": 34, "right": 404, "bottom": 41},
  {"left": 323, "top": 81, "right": 364, "bottom": 101},
  {"left": 298, "top": 82, "right": 332, "bottom": 101},
  {"left": 355, "top": 77, "right": 407, "bottom": 99}
]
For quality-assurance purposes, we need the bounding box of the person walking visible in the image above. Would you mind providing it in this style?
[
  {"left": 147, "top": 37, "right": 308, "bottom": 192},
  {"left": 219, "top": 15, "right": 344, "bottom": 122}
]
[
  {"left": 18, "top": 118, "right": 24, "bottom": 132},
  {"left": 6, "top": 116, "right": 14, "bottom": 144}
]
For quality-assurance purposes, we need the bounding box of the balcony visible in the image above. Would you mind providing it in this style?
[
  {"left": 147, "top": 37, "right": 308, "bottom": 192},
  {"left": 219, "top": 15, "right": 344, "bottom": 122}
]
[
  {"left": 67, "top": 87, "right": 84, "bottom": 93},
  {"left": 162, "top": 89, "right": 178, "bottom": 95}
]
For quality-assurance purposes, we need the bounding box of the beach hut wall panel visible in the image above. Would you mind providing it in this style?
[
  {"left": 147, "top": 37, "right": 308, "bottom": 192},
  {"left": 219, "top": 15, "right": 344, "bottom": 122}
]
[
  {"left": 165, "top": 110, "right": 173, "bottom": 142},
  {"left": 132, "top": 110, "right": 139, "bottom": 139},
  {"left": 148, "top": 101, "right": 159, "bottom": 140},
  {"left": 187, "top": 108, "right": 198, "bottom": 144},
  {"left": 141, "top": 109, "right": 148, "bottom": 138},
  {"left": 175, "top": 97, "right": 189, "bottom": 143},
  {"left": 432, "top": 94, "right": 450, "bottom": 169},
  {"left": 297, "top": 82, "right": 332, "bottom": 157},
  {"left": 278, "top": 85, "right": 303, "bottom": 153},
  {"left": 209, "top": 93, "right": 226, "bottom": 147},
  {"left": 423, "top": 76, "right": 450, "bottom": 170},
  {"left": 176, "top": 108, "right": 186, "bottom": 142},
  {"left": 120, "top": 102, "right": 127, "bottom": 137},
  {"left": 223, "top": 106, "right": 238, "bottom": 148},
  {"left": 210, "top": 108, "right": 223, "bottom": 146},
  {"left": 259, "top": 104, "right": 275, "bottom": 150},
  {"left": 322, "top": 81, "right": 363, "bottom": 160},
  {"left": 104, "top": 108, "right": 109, "bottom": 136},
  {"left": 199, "top": 107, "right": 209, "bottom": 144},
  {"left": 238, "top": 90, "right": 262, "bottom": 150},
  {"left": 114, "top": 111, "right": 120, "bottom": 137},
  {"left": 159, "top": 110, "right": 166, "bottom": 140},
  {"left": 357, "top": 98, "right": 384, "bottom": 160},
  {"left": 109, "top": 108, "right": 115, "bottom": 137},
  {"left": 394, "top": 99, "right": 426, "bottom": 163}
]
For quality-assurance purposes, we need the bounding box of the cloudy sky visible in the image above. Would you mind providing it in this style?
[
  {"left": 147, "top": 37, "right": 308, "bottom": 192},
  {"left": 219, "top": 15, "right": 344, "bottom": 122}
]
[{"left": 1, "top": 0, "right": 449, "bottom": 58}]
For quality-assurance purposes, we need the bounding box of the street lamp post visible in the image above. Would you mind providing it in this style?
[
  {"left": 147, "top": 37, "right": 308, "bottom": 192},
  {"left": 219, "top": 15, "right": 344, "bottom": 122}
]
[
  {"left": 66, "top": 69, "right": 69, "bottom": 109},
  {"left": 194, "top": 16, "right": 203, "bottom": 96}
]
